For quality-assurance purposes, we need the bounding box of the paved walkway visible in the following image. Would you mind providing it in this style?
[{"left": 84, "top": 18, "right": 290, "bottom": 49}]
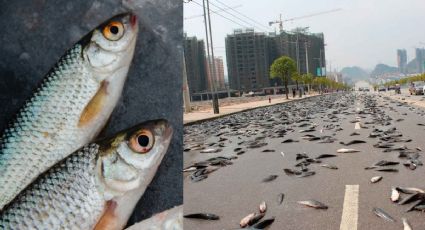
[{"left": 184, "top": 93, "right": 321, "bottom": 124}]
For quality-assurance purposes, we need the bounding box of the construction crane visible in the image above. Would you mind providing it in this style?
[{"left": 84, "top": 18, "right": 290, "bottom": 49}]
[{"left": 269, "top": 8, "right": 342, "bottom": 33}]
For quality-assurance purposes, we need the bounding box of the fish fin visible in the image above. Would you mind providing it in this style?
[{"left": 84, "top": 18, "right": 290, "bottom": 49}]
[
  {"left": 94, "top": 200, "right": 119, "bottom": 230},
  {"left": 78, "top": 80, "right": 109, "bottom": 127}
]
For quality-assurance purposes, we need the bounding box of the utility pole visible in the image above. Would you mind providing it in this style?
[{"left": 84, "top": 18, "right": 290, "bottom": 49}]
[
  {"left": 202, "top": 0, "right": 219, "bottom": 113},
  {"left": 182, "top": 53, "right": 191, "bottom": 113},
  {"left": 304, "top": 41, "right": 309, "bottom": 74}
]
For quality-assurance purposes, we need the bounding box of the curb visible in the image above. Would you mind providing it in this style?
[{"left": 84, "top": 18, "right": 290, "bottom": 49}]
[{"left": 184, "top": 93, "right": 328, "bottom": 126}]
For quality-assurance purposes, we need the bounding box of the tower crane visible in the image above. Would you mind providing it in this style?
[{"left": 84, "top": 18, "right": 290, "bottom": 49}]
[{"left": 269, "top": 8, "right": 342, "bottom": 33}]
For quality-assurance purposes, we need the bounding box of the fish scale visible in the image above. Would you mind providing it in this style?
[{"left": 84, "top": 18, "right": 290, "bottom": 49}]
[
  {"left": 0, "top": 144, "right": 104, "bottom": 229},
  {"left": 1, "top": 45, "right": 107, "bottom": 209}
]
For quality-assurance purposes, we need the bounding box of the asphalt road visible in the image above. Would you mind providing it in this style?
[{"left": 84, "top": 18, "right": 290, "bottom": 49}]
[{"left": 183, "top": 92, "right": 425, "bottom": 230}]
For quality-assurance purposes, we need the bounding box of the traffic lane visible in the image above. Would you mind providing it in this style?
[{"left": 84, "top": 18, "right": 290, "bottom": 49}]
[{"left": 184, "top": 94, "right": 425, "bottom": 229}]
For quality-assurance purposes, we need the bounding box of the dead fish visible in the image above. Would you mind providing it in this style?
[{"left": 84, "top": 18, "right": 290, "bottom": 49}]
[
  {"left": 372, "top": 208, "right": 395, "bottom": 222},
  {"left": 398, "top": 193, "right": 421, "bottom": 205},
  {"left": 125, "top": 206, "right": 183, "bottom": 230},
  {"left": 339, "top": 140, "right": 366, "bottom": 146},
  {"left": 298, "top": 200, "right": 328, "bottom": 209},
  {"left": 277, "top": 193, "right": 285, "bottom": 205},
  {"left": 262, "top": 149, "right": 275, "bottom": 152},
  {"left": 405, "top": 199, "right": 423, "bottom": 212},
  {"left": 374, "top": 160, "right": 399, "bottom": 166},
  {"left": 375, "top": 168, "right": 398, "bottom": 172},
  {"left": 337, "top": 148, "right": 360, "bottom": 153},
  {"left": 297, "top": 171, "right": 315, "bottom": 178},
  {"left": 236, "top": 151, "right": 246, "bottom": 155},
  {"left": 371, "top": 176, "right": 383, "bottom": 183},
  {"left": 414, "top": 204, "right": 425, "bottom": 211},
  {"left": 299, "top": 129, "right": 315, "bottom": 133},
  {"left": 402, "top": 217, "right": 412, "bottom": 230},
  {"left": 315, "top": 154, "right": 337, "bottom": 159},
  {"left": 283, "top": 168, "right": 302, "bottom": 176},
  {"left": 350, "top": 132, "right": 360, "bottom": 136},
  {"left": 234, "top": 147, "right": 242, "bottom": 152},
  {"left": 239, "top": 213, "right": 255, "bottom": 227},
  {"left": 0, "top": 13, "right": 139, "bottom": 210},
  {"left": 259, "top": 201, "right": 267, "bottom": 213},
  {"left": 251, "top": 217, "right": 275, "bottom": 229},
  {"left": 391, "top": 187, "right": 400, "bottom": 202},
  {"left": 200, "top": 148, "right": 222, "bottom": 153},
  {"left": 262, "top": 175, "right": 278, "bottom": 182},
  {"left": 282, "top": 139, "right": 299, "bottom": 143},
  {"left": 184, "top": 213, "right": 219, "bottom": 220},
  {"left": 397, "top": 187, "right": 425, "bottom": 194},
  {"left": 320, "top": 164, "right": 338, "bottom": 170}
]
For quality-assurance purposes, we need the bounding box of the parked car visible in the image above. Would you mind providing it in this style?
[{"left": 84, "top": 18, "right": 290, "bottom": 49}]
[{"left": 409, "top": 82, "right": 424, "bottom": 95}]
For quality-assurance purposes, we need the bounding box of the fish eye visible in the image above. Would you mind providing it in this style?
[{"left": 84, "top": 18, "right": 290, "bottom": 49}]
[
  {"left": 102, "top": 21, "right": 124, "bottom": 41},
  {"left": 129, "top": 129, "right": 155, "bottom": 153}
]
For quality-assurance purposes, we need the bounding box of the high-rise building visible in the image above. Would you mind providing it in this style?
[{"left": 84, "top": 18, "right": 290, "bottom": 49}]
[
  {"left": 226, "top": 28, "right": 326, "bottom": 91},
  {"left": 183, "top": 34, "right": 208, "bottom": 95},
  {"left": 397, "top": 49, "right": 407, "bottom": 74},
  {"left": 225, "top": 29, "right": 269, "bottom": 91},
  {"left": 416, "top": 48, "right": 425, "bottom": 73},
  {"left": 206, "top": 56, "right": 225, "bottom": 90}
]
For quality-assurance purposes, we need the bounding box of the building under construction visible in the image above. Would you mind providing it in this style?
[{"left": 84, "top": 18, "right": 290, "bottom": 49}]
[
  {"left": 226, "top": 28, "right": 326, "bottom": 92},
  {"left": 183, "top": 34, "right": 209, "bottom": 96}
]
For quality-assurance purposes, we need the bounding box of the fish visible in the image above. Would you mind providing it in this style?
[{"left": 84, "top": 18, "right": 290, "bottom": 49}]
[
  {"left": 320, "top": 164, "right": 338, "bottom": 170},
  {"left": 405, "top": 199, "right": 423, "bottom": 212},
  {"left": 372, "top": 208, "right": 395, "bottom": 222},
  {"left": 200, "top": 148, "right": 221, "bottom": 153},
  {"left": 251, "top": 217, "right": 275, "bottom": 229},
  {"left": 0, "top": 13, "right": 138, "bottom": 210},
  {"left": 298, "top": 200, "right": 328, "bottom": 209},
  {"left": 374, "top": 160, "right": 399, "bottom": 166},
  {"left": 397, "top": 187, "right": 425, "bottom": 194},
  {"left": 375, "top": 168, "right": 398, "bottom": 172},
  {"left": 283, "top": 168, "right": 302, "bottom": 176},
  {"left": 282, "top": 139, "right": 298, "bottom": 143},
  {"left": 259, "top": 201, "right": 267, "bottom": 213},
  {"left": 0, "top": 119, "right": 173, "bottom": 229},
  {"left": 339, "top": 140, "right": 366, "bottom": 146},
  {"left": 315, "top": 154, "right": 337, "bottom": 159},
  {"left": 371, "top": 176, "right": 383, "bottom": 183},
  {"left": 125, "top": 205, "right": 183, "bottom": 230},
  {"left": 391, "top": 187, "right": 400, "bottom": 202},
  {"left": 262, "top": 175, "right": 278, "bottom": 182},
  {"left": 398, "top": 193, "right": 421, "bottom": 205},
  {"left": 240, "top": 213, "right": 256, "bottom": 227},
  {"left": 297, "top": 171, "right": 315, "bottom": 178},
  {"left": 262, "top": 149, "right": 275, "bottom": 152},
  {"left": 350, "top": 132, "right": 360, "bottom": 136},
  {"left": 337, "top": 148, "right": 360, "bottom": 153},
  {"left": 184, "top": 213, "right": 219, "bottom": 220},
  {"left": 402, "top": 217, "right": 412, "bottom": 230},
  {"left": 277, "top": 193, "right": 285, "bottom": 205}
]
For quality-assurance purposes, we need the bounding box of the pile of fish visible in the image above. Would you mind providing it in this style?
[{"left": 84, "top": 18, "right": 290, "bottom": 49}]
[
  {"left": 184, "top": 156, "right": 236, "bottom": 182},
  {"left": 0, "top": 13, "right": 174, "bottom": 229}
]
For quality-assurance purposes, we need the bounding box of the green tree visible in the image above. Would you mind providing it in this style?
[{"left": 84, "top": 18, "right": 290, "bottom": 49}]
[
  {"left": 270, "top": 56, "right": 297, "bottom": 99},
  {"left": 301, "top": 73, "right": 314, "bottom": 94},
  {"left": 291, "top": 72, "right": 302, "bottom": 90}
]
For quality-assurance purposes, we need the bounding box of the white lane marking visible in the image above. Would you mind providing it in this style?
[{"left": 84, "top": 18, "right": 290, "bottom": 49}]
[{"left": 340, "top": 185, "right": 359, "bottom": 230}]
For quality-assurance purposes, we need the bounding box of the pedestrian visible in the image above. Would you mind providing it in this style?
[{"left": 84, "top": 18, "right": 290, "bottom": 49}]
[
  {"left": 268, "top": 97, "right": 271, "bottom": 103},
  {"left": 292, "top": 88, "right": 296, "bottom": 98}
]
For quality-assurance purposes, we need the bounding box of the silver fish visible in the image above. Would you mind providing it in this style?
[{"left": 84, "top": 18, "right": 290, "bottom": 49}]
[
  {"left": 298, "top": 200, "right": 328, "bottom": 209},
  {"left": 125, "top": 206, "right": 183, "bottom": 230},
  {"left": 0, "top": 119, "right": 172, "bottom": 229},
  {"left": 402, "top": 217, "right": 412, "bottom": 230},
  {"left": 390, "top": 187, "right": 400, "bottom": 202},
  {"left": 372, "top": 207, "right": 395, "bottom": 222},
  {"left": 0, "top": 13, "right": 138, "bottom": 209},
  {"left": 371, "top": 176, "right": 383, "bottom": 183},
  {"left": 337, "top": 148, "right": 360, "bottom": 153}
]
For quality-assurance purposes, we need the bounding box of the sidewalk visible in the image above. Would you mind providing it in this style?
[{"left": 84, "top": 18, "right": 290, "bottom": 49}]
[
  {"left": 382, "top": 88, "right": 425, "bottom": 108},
  {"left": 184, "top": 93, "right": 321, "bottom": 125}
]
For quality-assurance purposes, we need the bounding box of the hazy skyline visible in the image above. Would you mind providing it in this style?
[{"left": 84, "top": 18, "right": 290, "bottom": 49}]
[{"left": 184, "top": 0, "right": 425, "bottom": 73}]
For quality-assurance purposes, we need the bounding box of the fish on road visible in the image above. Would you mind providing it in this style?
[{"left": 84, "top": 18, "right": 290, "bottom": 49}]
[
  {"left": 0, "top": 13, "right": 138, "bottom": 209},
  {"left": 298, "top": 200, "right": 328, "bottom": 209},
  {"left": 372, "top": 207, "right": 395, "bottom": 222},
  {"left": 0, "top": 119, "right": 173, "bottom": 229},
  {"left": 337, "top": 148, "right": 360, "bottom": 153}
]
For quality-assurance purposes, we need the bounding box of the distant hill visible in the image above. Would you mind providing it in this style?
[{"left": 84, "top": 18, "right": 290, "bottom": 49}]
[
  {"left": 370, "top": 64, "right": 398, "bottom": 77},
  {"left": 340, "top": 66, "right": 369, "bottom": 84}
]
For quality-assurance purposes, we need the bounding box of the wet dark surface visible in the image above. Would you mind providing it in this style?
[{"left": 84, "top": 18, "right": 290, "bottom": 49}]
[
  {"left": 0, "top": 0, "right": 182, "bottom": 226},
  {"left": 184, "top": 92, "right": 425, "bottom": 230}
]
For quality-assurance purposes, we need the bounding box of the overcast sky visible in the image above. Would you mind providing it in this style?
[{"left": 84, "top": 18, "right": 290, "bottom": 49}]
[{"left": 184, "top": 0, "right": 425, "bottom": 73}]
